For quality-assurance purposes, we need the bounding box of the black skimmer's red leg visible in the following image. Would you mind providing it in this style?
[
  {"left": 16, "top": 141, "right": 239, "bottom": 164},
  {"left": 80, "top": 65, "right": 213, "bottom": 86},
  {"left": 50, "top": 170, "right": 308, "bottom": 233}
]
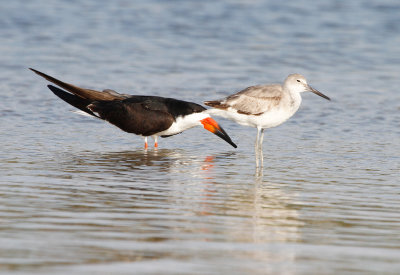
[{"left": 30, "top": 68, "right": 237, "bottom": 149}]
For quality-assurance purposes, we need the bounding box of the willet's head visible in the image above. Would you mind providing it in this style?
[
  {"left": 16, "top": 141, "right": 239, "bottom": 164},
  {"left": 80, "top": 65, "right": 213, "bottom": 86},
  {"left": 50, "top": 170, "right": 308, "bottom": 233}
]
[{"left": 284, "top": 74, "right": 330, "bottom": 100}]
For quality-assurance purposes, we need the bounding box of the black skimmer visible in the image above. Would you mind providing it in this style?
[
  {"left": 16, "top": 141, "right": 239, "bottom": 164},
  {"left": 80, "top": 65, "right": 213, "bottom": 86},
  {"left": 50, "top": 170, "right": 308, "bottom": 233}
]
[
  {"left": 205, "top": 74, "right": 329, "bottom": 166},
  {"left": 30, "top": 68, "right": 237, "bottom": 149}
]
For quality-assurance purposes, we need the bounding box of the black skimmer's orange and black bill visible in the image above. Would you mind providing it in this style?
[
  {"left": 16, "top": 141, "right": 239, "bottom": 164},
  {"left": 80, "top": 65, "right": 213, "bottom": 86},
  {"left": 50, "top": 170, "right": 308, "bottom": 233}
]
[{"left": 30, "top": 68, "right": 237, "bottom": 149}]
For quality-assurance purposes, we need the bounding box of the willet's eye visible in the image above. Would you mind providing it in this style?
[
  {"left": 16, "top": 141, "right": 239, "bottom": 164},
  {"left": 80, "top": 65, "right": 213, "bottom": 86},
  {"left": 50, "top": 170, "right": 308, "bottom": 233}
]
[{"left": 297, "top": 80, "right": 300, "bottom": 82}]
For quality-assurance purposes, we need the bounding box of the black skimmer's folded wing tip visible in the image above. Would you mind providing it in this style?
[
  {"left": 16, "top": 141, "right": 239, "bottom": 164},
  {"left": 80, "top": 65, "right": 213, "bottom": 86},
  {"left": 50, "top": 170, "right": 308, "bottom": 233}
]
[
  {"left": 30, "top": 68, "right": 53, "bottom": 81},
  {"left": 30, "top": 68, "right": 125, "bottom": 101},
  {"left": 29, "top": 68, "right": 39, "bottom": 73}
]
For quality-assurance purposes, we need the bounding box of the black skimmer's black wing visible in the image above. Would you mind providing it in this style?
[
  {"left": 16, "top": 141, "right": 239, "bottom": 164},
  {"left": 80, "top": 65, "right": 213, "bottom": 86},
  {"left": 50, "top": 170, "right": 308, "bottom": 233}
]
[{"left": 30, "top": 68, "right": 237, "bottom": 149}]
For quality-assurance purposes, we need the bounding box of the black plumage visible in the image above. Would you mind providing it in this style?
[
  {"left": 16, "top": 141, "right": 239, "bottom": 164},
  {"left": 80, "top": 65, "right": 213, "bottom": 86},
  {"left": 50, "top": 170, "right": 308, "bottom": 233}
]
[{"left": 31, "top": 68, "right": 237, "bottom": 148}]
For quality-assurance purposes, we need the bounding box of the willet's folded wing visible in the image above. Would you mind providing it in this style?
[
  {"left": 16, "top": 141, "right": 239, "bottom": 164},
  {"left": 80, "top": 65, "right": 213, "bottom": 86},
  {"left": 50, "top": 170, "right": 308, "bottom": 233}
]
[{"left": 208, "top": 84, "right": 284, "bottom": 116}]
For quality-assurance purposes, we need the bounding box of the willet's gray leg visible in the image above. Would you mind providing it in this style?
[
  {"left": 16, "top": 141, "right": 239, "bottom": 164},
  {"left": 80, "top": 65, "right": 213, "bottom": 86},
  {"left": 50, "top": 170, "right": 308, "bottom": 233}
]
[
  {"left": 259, "top": 129, "right": 264, "bottom": 167},
  {"left": 255, "top": 127, "right": 261, "bottom": 167}
]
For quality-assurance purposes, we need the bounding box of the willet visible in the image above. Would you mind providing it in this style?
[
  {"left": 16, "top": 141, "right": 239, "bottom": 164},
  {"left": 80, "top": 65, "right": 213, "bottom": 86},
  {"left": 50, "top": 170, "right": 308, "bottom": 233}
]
[{"left": 205, "top": 74, "right": 330, "bottom": 166}]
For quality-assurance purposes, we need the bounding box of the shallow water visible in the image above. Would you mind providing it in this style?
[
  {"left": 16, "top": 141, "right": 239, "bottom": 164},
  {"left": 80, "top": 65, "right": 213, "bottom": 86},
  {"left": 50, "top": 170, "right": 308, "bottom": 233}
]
[{"left": 1, "top": 0, "right": 400, "bottom": 274}]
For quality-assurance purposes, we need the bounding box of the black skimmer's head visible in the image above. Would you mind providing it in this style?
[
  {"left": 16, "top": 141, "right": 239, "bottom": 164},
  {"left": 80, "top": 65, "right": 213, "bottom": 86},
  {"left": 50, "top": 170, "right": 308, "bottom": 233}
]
[{"left": 30, "top": 68, "right": 237, "bottom": 149}]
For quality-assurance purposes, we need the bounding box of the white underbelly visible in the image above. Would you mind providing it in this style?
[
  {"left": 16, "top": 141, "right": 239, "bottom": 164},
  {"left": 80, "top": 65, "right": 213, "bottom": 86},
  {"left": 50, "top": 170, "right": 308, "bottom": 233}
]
[
  {"left": 208, "top": 107, "right": 297, "bottom": 129},
  {"left": 156, "top": 112, "right": 208, "bottom": 136}
]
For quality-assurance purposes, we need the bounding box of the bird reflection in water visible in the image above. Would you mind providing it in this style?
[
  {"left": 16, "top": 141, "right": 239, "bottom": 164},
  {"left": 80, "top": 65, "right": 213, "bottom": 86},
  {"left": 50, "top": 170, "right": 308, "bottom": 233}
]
[
  {"left": 59, "top": 149, "right": 223, "bottom": 177},
  {"left": 201, "top": 156, "right": 215, "bottom": 172},
  {"left": 57, "top": 148, "right": 302, "bottom": 258}
]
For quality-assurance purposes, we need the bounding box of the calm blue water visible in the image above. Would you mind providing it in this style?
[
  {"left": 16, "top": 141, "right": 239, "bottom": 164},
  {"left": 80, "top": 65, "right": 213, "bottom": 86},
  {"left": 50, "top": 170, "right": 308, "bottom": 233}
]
[{"left": 1, "top": 0, "right": 399, "bottom": 274}]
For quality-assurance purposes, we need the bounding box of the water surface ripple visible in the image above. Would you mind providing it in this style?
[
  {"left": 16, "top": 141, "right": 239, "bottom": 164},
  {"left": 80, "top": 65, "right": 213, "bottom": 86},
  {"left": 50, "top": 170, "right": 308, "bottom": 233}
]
[{"left": 1, "top": 0, "right": 399, "bottom": 274}]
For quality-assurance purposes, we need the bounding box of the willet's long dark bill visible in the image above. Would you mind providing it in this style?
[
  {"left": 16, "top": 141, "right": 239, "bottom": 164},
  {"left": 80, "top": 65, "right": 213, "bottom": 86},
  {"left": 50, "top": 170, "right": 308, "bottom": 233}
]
[
  {"left": 30, "top": 68, "right": 237, "bottom": 149},
  {"left": 205, "top": 74, "right": 330, "bottom": 167}
]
